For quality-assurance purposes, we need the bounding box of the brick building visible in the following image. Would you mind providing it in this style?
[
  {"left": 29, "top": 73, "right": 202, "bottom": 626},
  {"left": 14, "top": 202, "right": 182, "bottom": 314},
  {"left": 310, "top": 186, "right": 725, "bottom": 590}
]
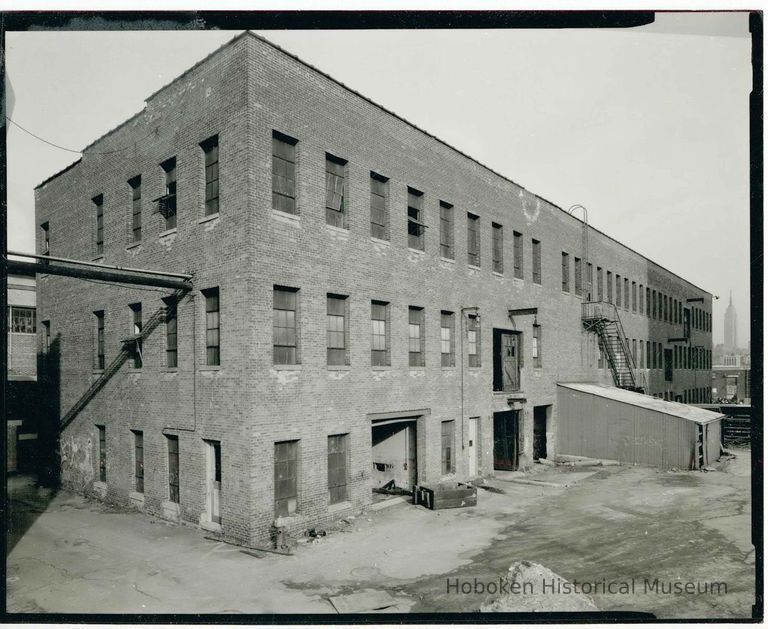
[{"left": 34, "top": 32, "right": 714, "bottom": 545}]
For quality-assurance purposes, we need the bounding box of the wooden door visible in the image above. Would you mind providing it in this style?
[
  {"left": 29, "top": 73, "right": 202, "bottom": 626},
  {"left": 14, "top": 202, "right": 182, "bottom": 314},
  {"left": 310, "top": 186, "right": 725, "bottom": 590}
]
[
  {"left": 502, "top": 334, "right": 520, "bottom": 391},
  {"left": 533, "top": 407, "right": 547, "bottom": 461},
  {"left": 493, "top": 411, "right": 520, "bottom": 470}
]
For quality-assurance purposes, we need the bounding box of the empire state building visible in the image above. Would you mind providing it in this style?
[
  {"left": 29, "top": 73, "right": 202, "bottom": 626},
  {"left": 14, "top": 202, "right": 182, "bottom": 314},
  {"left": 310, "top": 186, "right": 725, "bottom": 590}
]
[{"left": 724, "top": 291, "right": 738, "bottom": 353}]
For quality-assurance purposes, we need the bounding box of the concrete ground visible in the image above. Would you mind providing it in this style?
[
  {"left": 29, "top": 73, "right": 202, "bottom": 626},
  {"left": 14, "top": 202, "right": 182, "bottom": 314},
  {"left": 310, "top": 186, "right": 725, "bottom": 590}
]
[{"left": 7, "top": 448, "right": 755, "bottom": 618}]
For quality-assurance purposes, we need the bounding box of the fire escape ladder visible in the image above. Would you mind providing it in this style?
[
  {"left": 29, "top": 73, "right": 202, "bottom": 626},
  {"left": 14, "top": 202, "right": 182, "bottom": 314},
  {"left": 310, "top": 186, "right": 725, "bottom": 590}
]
[{"left": 60, "top": 287, "right": 188, "bottom": 430}]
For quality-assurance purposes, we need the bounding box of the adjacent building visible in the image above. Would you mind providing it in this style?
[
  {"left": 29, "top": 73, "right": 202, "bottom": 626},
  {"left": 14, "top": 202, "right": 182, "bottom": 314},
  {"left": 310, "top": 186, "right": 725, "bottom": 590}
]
[{"left": 34, "top": 32, "right": 714, "bottom": 545}]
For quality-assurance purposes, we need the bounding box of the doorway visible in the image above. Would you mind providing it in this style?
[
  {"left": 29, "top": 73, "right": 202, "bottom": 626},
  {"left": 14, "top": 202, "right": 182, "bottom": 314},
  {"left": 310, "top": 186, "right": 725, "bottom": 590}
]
[
  {"left": 205, "top": 440, "right": 221, "bottom": 525},
  {"left": 371, "top": 418, "right": 417, "bottom": 490},
  {"left": 493, "top": 410, "right": 520, "bottom": 470},
  {"left": 493, "top": 329, "right": 521, "bottom": 392},
  {"left": 533, "top": 405, "right": 549, "bottom": 461}
]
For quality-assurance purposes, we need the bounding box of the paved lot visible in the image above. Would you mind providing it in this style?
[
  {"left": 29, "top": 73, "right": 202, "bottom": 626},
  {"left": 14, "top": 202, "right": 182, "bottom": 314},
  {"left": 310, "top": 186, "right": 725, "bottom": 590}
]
[{"left": 7, "top": 448, "right": 754, "bottom": 617}]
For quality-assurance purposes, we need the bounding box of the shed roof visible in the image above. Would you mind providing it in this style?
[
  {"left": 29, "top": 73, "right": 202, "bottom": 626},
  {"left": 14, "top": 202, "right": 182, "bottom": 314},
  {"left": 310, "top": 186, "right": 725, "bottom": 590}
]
[{"left": 557, "top": 382, "right": 724, "bottom": 425}]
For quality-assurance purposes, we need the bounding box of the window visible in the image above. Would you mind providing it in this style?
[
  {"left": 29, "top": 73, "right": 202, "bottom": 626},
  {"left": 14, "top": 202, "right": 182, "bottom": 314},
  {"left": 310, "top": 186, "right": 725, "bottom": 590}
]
[
  {"left": 616, "top": 274, "right": 622, "bottom": 308},
  {"left": 440, "top": 202, "right": 454, "bottom": 259},
  {"left": 201, "top": 135, "right": 219, "bottom": 216},
  {"left": 160, "top": 157, "right": 177, "bottom": 230},
  {"left": 371, "top": 300, "right": 390, "bottom": 366},
  {"left": 129, "top": 303, "right": 142, "bottom": 369},
  {"left": 408, "top": 306, "right": 425, "bottom": 367},
  {"left": 325, "top": 153, "right": 348, "bottom": 228},
  {"left": 441, "top": 420, "right": 455, "bottom": 475},
  {"left": 407, "top": 187, "right": 425, "bottom": 250},
  {"left": 94, "top": 194, "right": 104, "bottom": 255},
  {"left": 652, "top": 290, "right": 657, "bottom": 319},
  {"left": 664, "top": 348, "right": 673, "bottom": 382},
  {"left": 272, "top": 131, "right": 297, "bottom": 214},
  {"left": 164, "top": 297, "right": 178, "bottom": 368},
  {"left": 274, "top": 440, "right": 298, "bottom": 517},
  {"left": 467, "top": 313, "right": 480, "bottom": 367},
  {"left": 532, "top": 239, "right": 541, "bottom": 284},
  {"left": 597, "top": 267, "right": 603, "bottom": 301},
  {"left": 327, "top": 294, "right": 349, "bottom": 366},
  {"left": 492, "top": 223, "right": 504, "bottom": 274},
  {"left": 10, "top": 307, "right": 36, "bottom": 333},
  {"left": 646, "top": 287, "right": 651, "bottom": 316},
  {"left": 624, "top": 278, "right": 629, "bottom": 310},
  {"left": 370, "top": 172, "right": 389, "bottom": 239},
  {"left": 639, "top": 284, "right": 644, "bottom": 314},
  {"left": 574, "top": 257, "right": 582, "bottom": 296},
  {"left": 586, "top": 263, "right": 594, "bottom": 300},
  {"left": 663, "top": 294, "right": 668, "bottom": 322},
  {"left": 97, "top": 425, "right": 106, "bottom": 482},
  {"left": 203, "top": 288, "right": 220, "bottom": 366},
  {"left": 513, "top": 231, "right": 523, "bottom": 279},
  {"left": 441, "top": 311, "right": 455, "bottom": 367},
  {"left": 94, "top": 310, "right": 105, "bottom": 370},
  {"left": 273, "top": 287, "right": 299, "bottom": 365},
  {"left": 561, "top": 253, "right": 570, "bottom": 292},
  {"left": 532, "top": 324, "right": 542, "bottom": 368},
  {"left": 42, "top": 320, "right": 50, "bottom": 354},
  {"left": 606, "top": 271, "right": 613, "bottom": 303},
  {"left": 467, "top": 213, "right": 480, "bottom": 266},
  {"left": 327, "top": 434, "right": 348, "bottom": 504},
  {"left": 128, "top": 175, "right": 142, "bottom": 243},
  {"left": 40, "top": 221, "right": 50, "bottom": 255},
  {"left": 167, "top": 434, "right": 180, "bottom": 503},
  {"left": 133, "top": 430, "right": 144, "bottom": 493},
  {"left": 633, "top": 339, "right": 637, "bottom": 365},
  {"left": 646, "top": 341, "right": 650, "bottom": 369}
]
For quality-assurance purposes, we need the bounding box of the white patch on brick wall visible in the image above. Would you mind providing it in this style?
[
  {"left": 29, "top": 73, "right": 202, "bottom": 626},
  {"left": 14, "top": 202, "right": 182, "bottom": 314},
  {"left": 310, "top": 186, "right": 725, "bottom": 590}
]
[
  {"left": 409, "top": 369, "right": 426, "bottom": 378},
  {"left": 442, "top": 369, "right": 456, "bottom": 377},
  {"left": 328, "top": 369, "right": 350, "bottom": 381},
  {"left": 200, "top": 369, "right": 222, "bottom": 379},
  {"left": 371, "top": 369, "right": 391, "bottom": 382},
  {"left": 203, "top": 216, "right": 219, "bottom": 232},
  {"left": 371, "top": 238, "right": 390, "bottom": 256},
  {"left": 206, "top": 87, "right": 212, "bottom": 98},
  {"left": 159, "top": 231, "right": 177, "bottom": 250},
  {"left": 61, "top": 434, "right": 94, "bottom": 485},
  {"left": 439, "top": 259, "right": 456, "bottom": 271},
  {"left": 126, "top": 244, "right": 142, "bottom": 257},
  {"left": 162, "top": 371, "right": 178, "bottom": 381},
  {"left": 254, "top": 102, "right": 263, "bottom": 109},
  {"left": 408, "top": 249, "right": 425, "bottom": 264},
  {"left": 270, "top": 368, "right": 300, "bottom": 385},
  {"left": 325, "top": 225, "right": 350, "bottom": 242},
  {"left": 522, "top": 194, "right": 541, "bottom": 224}
]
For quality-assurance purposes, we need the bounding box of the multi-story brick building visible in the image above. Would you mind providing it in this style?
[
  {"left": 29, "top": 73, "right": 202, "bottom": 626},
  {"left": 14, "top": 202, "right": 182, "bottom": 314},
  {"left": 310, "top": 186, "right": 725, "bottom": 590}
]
[{"left": 34, "top": 32, "right": 713, "bottom": 545}]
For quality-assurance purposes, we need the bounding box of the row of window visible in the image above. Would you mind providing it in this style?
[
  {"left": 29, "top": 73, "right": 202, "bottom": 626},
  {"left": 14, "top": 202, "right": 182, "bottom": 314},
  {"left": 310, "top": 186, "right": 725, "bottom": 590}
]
[
  {"left": 653, "top": 388, "right": 710, "bottom": 404},
  {"left": 599, "top": 338, "right": 712, "bottom": 373}
]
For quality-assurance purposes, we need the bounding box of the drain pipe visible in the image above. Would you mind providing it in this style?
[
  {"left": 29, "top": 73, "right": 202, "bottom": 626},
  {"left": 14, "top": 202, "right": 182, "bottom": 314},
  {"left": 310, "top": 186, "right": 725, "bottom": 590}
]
[{"left": 460, "top": 306, "right": 480, "bottom": 452}]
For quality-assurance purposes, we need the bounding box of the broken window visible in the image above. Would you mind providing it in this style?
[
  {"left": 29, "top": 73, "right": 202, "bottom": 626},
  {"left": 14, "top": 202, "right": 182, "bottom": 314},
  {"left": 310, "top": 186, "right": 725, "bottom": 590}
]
[
  {"left": 561, "top": 253, "right": 570, "bottom": 293},
  {"left": 370, "top": 172, "right": 389, "bottom": 240},
  {"left": 440, "top": 201, "right": 454, "bottom": 259},
  {"left": 167, "top": 434, "right": 180, "bottom": 503},
  {"left": 492, "top": 223, "right": 504, "bottom": 274},
  {"left": 273, "top": 287, "right": 299, "bottom": 365},
  {"left": 94, "top": 310, "right": 105, "bottom": 370},
  {"left": 40, "top": 221, "right": 50, "bottom": 255},
  {"left": 97, "top": 425, "right": 106, "bottom": 482},
  {"left": 94, "top": 194, "right": 104, "bottom": 255},
  {"left": 325, "top": 153, "right": 348, "bottom": 228},
  {"left": 201, "top": 135, "right": 219, "bottom": 216},
  {"left": 327, "top": 294, "right": 348, "bottom": 366},
  {"left": 532, "top": 324, "right": 542, "bottom": 368},
  {"left": 409, "top": 306, "right": 425, "bottom": 367},
  {"left": 129, "top": 303, "right": 142, "bottom": 369},
  {"left": 160, "top": 157, "right": 177, "bottom": 230},
  {"left": 133, "top": 430, "right": 144, "bottom": 493},
  {"left": 164, "top": 297, "right": 178, "bottom": 369},
  {"left": 275, "top": 440, "right": 298, "bottom": 517},
  {"left": 467, "top": 213, "right": 480, "bottom": 267},
  {"left": 272, "top": 131, "right": 297, "bottom": 214},
  {"left": 441, "top": 420, "right": 455, "bottom": 475},
  {"left": 371, "top": 300, "right": 389, "bottom": 367},
  {"left": 327, "top": 434, "right": 348, "bottom": 505},
  {"left": 441, "top": 311, "right": 455, "bottom": 367},
  {"left": 467, "top": 313, "right": 481, "bottom": 368},
  {"left": 531, "top": 239, "right": 541, "bottom": 284},
  {"left": 203, "top": 287, "right": 220, "bottom": 366},
  {"left": 11, "top": 307, "right": 36, "bottom": 334},
  {"left": 128, "top": 175, "right": 142, "bottom": 243},
  {"left": 407, "top": 188, "right": 425, "bottom": 251}
]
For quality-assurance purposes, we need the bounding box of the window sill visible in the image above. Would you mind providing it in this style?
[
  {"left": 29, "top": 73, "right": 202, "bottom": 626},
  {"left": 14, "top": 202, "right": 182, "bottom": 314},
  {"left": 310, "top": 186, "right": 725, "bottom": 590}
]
[
  {"left": 198, "top": 212, "right": 220, "bottom": 225},
  {"left": 492, "top": 271, "right": 504, "bottom": 278},
  {"left": 159, "top": 227, "right": 178, "bottom": 238},
  {"left": 325, "top": 223, "right": 349, "bottom": 234},
  {"left": 126, "top": 242, "right": 142, "bottom": 251},
  {"left": 92, "top": 255, "right": 105, "bottom": 263},
  {"left": 370, "top": 236, "right": 390, "bottom": 246},
  {"left": 409, "top": 366, "right": 426, "bottom": 372},
  {"left": 371, "top": 365, "right": 391, "bottom": 371},
  {"left": 199, "top": 365, "right": 222, "bottom": 371},
  {"left": 160, "top": 367, "right": 178, "bottom": 373},
  {"left": 441, "top": 365, "right": 457, "bottom": 371},
  {"left": 408, "top": 247, "right": 425, "bottom": 255},
  {"left": 92, "top": 369, "right": 105, "bottom": 375},
  {"left": 273, "top": 363, "right": 302, "bottom": 370},
  {"left": 327, "top": 365, "right": 351, "bottom": 371},
  {"left": 126, "top": 367, "right": 144, "bottom": 373},
  {"left": 439, "top": 256, "right": 455, "bottom": 264},
  {"left": 129, "top": 491, "right": 145, "bottom": 504},
  {"left": 467, "top": 366, "right": 483, "bottom": 371},
  {"left": 328, "top": 500, "right": 351, "bottom": 513},
  {"left": 271, "top": 208, "right": 301, "bottom": 225},
  {"left": 467, "top": 264, "right": 481, "bottom": 271}
]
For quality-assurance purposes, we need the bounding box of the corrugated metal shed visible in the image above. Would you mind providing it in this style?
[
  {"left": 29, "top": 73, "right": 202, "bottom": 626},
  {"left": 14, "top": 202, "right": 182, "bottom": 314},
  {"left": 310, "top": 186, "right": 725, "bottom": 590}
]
[{"left": 557, "top": 383, "right": 725, "bottom": 470}]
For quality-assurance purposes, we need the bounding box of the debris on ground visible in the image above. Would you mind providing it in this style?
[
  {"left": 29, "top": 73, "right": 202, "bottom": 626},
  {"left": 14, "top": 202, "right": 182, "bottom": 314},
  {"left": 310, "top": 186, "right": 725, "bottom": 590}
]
[
  {"left": 328, "top": 589, "right": 410, "bottom": 613},
  {"left": 308, "top": 528, "right": 326, "bottom": 538},
  {"left": 480, "top": 560, "right": 599, "bottom": 612}
]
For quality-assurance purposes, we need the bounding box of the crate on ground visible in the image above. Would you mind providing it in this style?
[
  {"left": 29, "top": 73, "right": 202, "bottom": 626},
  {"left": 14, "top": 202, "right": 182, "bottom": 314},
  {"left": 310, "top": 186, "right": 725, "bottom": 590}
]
[{"left": 413, "top": 481, "right": 478, "bottom": 510}]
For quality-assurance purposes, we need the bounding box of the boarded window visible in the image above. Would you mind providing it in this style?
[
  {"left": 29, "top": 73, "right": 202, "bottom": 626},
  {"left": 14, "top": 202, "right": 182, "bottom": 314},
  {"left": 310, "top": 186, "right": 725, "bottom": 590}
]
[
  {"left": 327, "top": 434, "right": 348, "bottom": 504},
  {"left": 607, "top": 271, "right": 613, "bottom": 303},
  {"left": 167, "top": 434, "right": 180, "bottom": 503},
  {"left": 632, "top": 282, "right": 637, "bottom": 312},
  {"left": 95, "top": 310, "right": 105, "bottom": 370},
  {"left": 441, "top": 420, "right": 455, "bottom": 475},
  {"left": 531, "top": 239, "right": 541, "bottom": 284},
  {"left": 574, "top": 257, "right": 582, "bottom": 296},
  {"left": 164, "top": 297, "right": 178, "bottom": 368},
  {"left": 440, "top": 201, "right": 454, "bottom": 259},
  {"left": 624, "top": 278, "right": 629, "bottom": 310},
  {"left": 467, "top": 314, "right": 481, "bottom": 368},
  {"left": 639, "top": 284, "right": 644, "bottom": 314},
  {"left": 561, "top": 253, "right": 570, "bottom": 293},
  {"left": 407, "top": 188, "right": 425, "bottom": 250},
  {"left": 11, "top": 307, "right": 36, "bottom": 333},
  {"left": 133, "top": 430, "right": 144, "bottom": 493},
  {"left": 129, "top": 303, "right": 142, "bottom": 368},
  {"left": 371, "top": 300, "right": 389, "bottom": 366},
  {"left": 203, "top": 288, "right": 220, "bottom": 366},
  {"left": 327, "top": 294, "right": 348, "bottom": 366},
  {"left": 616, "top": 274, "right": 622, "bottom": 308},
  {"left": 409, "top": 306, "right": 425, "bottom": 367},
  {"left": 274, "top": 440, "right": 298, "bottom": 517},
  {"left": 97, "top": 425, "right": 106, "bottom": 482},
  {"left": 201, "top": 135, "right": 219, "bottom": 216},
  {"left": 161, "top": 157, "right": 177, "bottom": 230},
  {"left": 94, "top": 194, "right": 104, "bottom": 255},
  {"left": 325, "top": 153, "right": 348, "bottom": 228},
  {"left": 532, "top": 324, "right": 542, "bottom": 368},
  {"left": 467, "top": 213, "right": 480, "bottom": 266},
  {"left": 370, "top": 172, "right": 389, "bottom": 239},
  {"left": 646, "top": 287, "right": 651, "bottom": 316},
  {"left": 513, "top": 231, "right": 523, "bottom": 279},
  {"left": 273, "top": 287, "right": 298, "bottom": 365},
  {"left": 597, "top": 267, "right": 603, "bottom": 301},
  {"left": 441, "top": 311, "right": 455, "bottom": 367},
  {"left": 272, "top": 131, "right": 297, "bottom": 214},
  {"left": 492, "top": 223, "right": 504, "bottom": 274},
  {"left": 129, "top": 175, "right": 142, "bottom": 243}
]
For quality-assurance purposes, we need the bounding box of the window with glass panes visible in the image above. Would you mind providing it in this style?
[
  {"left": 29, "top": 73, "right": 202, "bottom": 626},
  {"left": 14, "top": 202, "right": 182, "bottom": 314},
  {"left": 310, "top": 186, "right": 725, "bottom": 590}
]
[
  {"left": 274, "top": 440, "right": 298, "bottom": 517},
  {"left": 440, "top": 201, "right": 454, "bottom": 259},
  {"left": 624, "top": 278, "right": 629, "bottom": 310},
  {"left": 513, "top": 231, "right": 523, "bottom": 279},
  {"left": 327, "top": 295, "right": 348, "bottom": 366},
  {"left": 467, "top": 213, "right": 480, "bottom": 266},
  {"left": 201, "top": 135, "right": 219, "bottom": 216},
  {"left": 129, "top": 303, "right": 142, "bottom": 368},
  {"left": 164, "top": 297, "right": 178, "bottom": 368},
  {"left": 161, "top": 157, "right": 177, "bottom": 230},
  {"left": 441, "top": 311, "right": 455, "bottom": 367},
  {"left": 407, "top": 188, "right": 425, "bottom": 250},
  {"left": 616, "top": 274, "right": 622, "bottom": 308},
  {"left": 467, "top": 314, "right": 480, "bottom": 367},
  {"left": 607, "top": 271, "right": 613, "bottom": 302},
  {"left": 97, "top": 425, "right": 106, "bottom": 482},
  {"left": 327, "top": 434, "right": 348, "bottom": 504},
  {"left": 273, "top": 287, "right": 298, "bottom": 364},
  {"left": 203, "top": 288, "right": 220, "bottom": 366},
  {"left": 574, "top": 257, "right": 582, "bottom": 296},
  {"left": 95, "top": 310, "right": 105, "bottom": 370},
  {"left": 597, "top": 267, "right": 603, "bottom": 301},
  {"left": 94, "top": 194, "right": 104, "bottom": 255},
  {"left": 371, "top": 300, "right": 389, "bottom": 366},
  {"left": 167, "top": 434, "right": 179, "bottom": 503},
  {"left": 441, "top": 420, "right": 455, "bottom": 475},
  {"left": 408, "top": 307, "right": 425, "bottom": 367},
  {"left": 370, "top": 172, "right": 388, "bottom": 239},
  {"left": 532, "top": 324, "right": 542, "bottom": 368},
  {"left": 133, "top": 430, "right": 144, "bottom": 493},
  {"left": 561, "top": 253, "right": 570, "bottom": 292},
  {"left": 532, "top": 238, "right": 541, "bottom": 284},
  {"left": 10, "top": 307, "right": 36, "bottom": 333},
  {"left": 128, "top": 176, "right": 142, "bottom": 243},
  {"left": 325, "top": 154, "right": 347, "bottom": 228},
  {"left": 272, "top": 131, "right": 297, "bottom": 214},
  {"left": 492, "top": 223, "right": 503, "bottom": 274}
]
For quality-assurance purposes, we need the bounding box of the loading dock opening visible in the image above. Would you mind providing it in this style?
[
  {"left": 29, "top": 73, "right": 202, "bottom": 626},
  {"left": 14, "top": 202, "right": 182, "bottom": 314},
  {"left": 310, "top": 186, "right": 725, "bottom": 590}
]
[{"left": 371, "top": 417, "right": 418, "bottom": 491}]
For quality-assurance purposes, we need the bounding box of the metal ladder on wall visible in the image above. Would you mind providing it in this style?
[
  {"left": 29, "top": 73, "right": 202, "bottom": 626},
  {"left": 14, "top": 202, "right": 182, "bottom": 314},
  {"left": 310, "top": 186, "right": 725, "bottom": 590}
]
[
  {"left": 60, "top": 287, "right": 188, "bottom": 430},
  {"left": 582, "top": 301, "right": 645, "bottom": 393}
]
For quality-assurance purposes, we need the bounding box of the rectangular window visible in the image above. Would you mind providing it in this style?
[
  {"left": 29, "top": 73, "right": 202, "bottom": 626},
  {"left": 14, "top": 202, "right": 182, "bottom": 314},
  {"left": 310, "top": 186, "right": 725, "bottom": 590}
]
[
  {"left": 201, "top": 135, "right": 219, "bottom": 216},
  {"left": 129, "top": 303, "right": 142, "bottom": 369},
  {"left": 370, "top": 172, "right": 389, "bottom": 240},
  {"left": 94, "top": 194, "right": 104, "bottom": 255},
  {"left": 441, "top": 311, "right": 455, "bottom": 367},
  {"left": 632, "top": 339, "right": 637, "bottom": 365},
  {"left": 574, "top": 257, "right": 582, "bottom": 296},
  {"left": 160, "top": 157, "right": 177, "bottom": 230},
  {"left": 531, "top": 239, "right": 541, "bottom": 284},
  {"left": 167, "top": 434, "right": 180, "bottom": 503},
  {"left": 274, "top": 440, "right": 298, "bottom": 517},
  {"left": 441, "top": 420, "right": 455, "bottom": 475},
  {"left": 371, "top": 300, "right": 390, "bottom": 366},
  {"left": 128, "top": 175, "right": 142, "bottom": 243},
  {"left": 513, "top": 231, "right": 523, "bottom": 279},
  {"left": 10, "top": 307, "right": 36, "bottom": 333},
  {"left": 664, "top": 295, "right": 669, "bottom": 322},
  {"left": 561, "top": 253, "right": 570, "bottom": 292},
  {"left": 97, "top": 425, "right": 106, "bottom": 482},
  {"left": 94, "top": 310, "right": 105, "bottom": 370},
  {"left": 639, "top": 284, "right": 644, "bottom": 314},
  {"left": 624, "top": 278, "right": 629, "bottom": 310},
  {"left": 42, "top": 320, "right": 50, "bottom": 354},
  {"left": 492, "top": 223, "right": 504, "bottom": 274},
  {"left": 646, "top": 341, "right": 650, "bottom": 369},
  {"left": 407, "top": 187, "right": 425, "bottom": 250},
  {"left": 408, "top": 306, "right": 425, "bottom": 367},
  {"left": 586, "top": 263, "right": 594, "bottom": 300},
  {"left": 607, "top": 272, "right": 613, "bottom": 303},
  {"left": 325, "top": 153, "right": 348, "bottom": 228},
  {"left": 272, "top": 131, "right": 297, "bottom": 214},
  {"left": 532, "top": 324, "right": 542, "bottom": 368},
  {"left": 273, "top": 287, "right": 298, "bottom": 365},
  {"left": 133, "top": 430, "right": 144, "bottom": 493},
  {"left": 616, "top": 274, "right": 622, "bottom": 308},
  {"left": 467, "top": 213, "right": 480, "bottom": 267},
  {"left": 597, "top": 267, "right": 603, "bottom": 301},
  {"left": 652, "top": 290, "right": 657, "bottom": 319},
  {"left": 41, "top": 221, "right": 50, "bottom": 255},
  {"left": 439, "top": 201, "right": 454, "bottom": 259},
  {"left": 327, "top": 434, "right": 348, "bottom": 505},
  {"left": 203, "top": 288, "right": 220, "bottom": 366},
  {"left": 327, "top": 294, "right": 348, "bottom": 366},
  {"left": 467, "top": 313, "right": 481, "bottom": 367},
  {"left": 646, "top": 287, "right": 651, "bottom": 316},
  {"left": 164, "top": 297, "right": 178, "bottom": 368}
]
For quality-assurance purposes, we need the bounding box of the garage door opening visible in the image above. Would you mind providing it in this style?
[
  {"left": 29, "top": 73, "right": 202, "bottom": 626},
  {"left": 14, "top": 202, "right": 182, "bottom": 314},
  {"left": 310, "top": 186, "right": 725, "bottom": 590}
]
[{"left": 371, "top": 418, "right": 417, "bottom": 493}]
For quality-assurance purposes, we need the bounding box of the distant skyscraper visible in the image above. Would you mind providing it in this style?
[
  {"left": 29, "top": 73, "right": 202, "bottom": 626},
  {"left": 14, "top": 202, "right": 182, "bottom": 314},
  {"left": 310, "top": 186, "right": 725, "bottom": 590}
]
[{"left": 724, "top": 290, "right": 738, "bottom": 352}]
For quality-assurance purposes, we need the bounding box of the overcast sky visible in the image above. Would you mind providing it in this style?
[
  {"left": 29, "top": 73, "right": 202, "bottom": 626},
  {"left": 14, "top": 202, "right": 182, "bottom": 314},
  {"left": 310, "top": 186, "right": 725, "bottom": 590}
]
[{"left": 5, "top": 13, "right": 752, "bottom": 346}]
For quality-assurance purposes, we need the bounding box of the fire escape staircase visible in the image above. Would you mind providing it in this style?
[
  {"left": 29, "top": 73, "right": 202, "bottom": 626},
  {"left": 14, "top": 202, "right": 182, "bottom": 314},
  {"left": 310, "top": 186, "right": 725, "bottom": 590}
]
[
  {"left": 60, "top": 287, "right": 188, "bottom": 430},
  {"left": 582, "top": 301, "right": 646, "bottom": 393}
]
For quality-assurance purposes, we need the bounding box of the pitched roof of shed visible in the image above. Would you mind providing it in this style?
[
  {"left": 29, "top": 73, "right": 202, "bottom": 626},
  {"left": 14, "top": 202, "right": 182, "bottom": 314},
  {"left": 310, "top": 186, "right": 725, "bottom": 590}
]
[{"left": 557, "top": 382, "right": 724, "bottom": 425}]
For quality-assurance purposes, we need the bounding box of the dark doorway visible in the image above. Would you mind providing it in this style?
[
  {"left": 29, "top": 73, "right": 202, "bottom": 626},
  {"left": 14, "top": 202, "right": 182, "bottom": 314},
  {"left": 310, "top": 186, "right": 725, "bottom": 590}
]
[
  {"left": 493, "top": 410, "right": 520, "bottom": 470},
  {"left": 533, "top": 405, "right": 548, "bottom": 460}
]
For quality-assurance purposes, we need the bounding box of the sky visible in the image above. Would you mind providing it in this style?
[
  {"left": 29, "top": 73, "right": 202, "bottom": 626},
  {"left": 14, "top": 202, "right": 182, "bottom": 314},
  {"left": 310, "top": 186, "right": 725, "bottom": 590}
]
[{"left": 5, "top": 13, "right": 752, "bottom": 347}]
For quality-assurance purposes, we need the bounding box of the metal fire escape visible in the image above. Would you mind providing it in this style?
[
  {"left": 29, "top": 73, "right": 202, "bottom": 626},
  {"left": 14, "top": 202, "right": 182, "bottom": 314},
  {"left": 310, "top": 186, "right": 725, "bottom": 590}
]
[{"left": 582, "top": 301, "right": 645, "bottom": 392}]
